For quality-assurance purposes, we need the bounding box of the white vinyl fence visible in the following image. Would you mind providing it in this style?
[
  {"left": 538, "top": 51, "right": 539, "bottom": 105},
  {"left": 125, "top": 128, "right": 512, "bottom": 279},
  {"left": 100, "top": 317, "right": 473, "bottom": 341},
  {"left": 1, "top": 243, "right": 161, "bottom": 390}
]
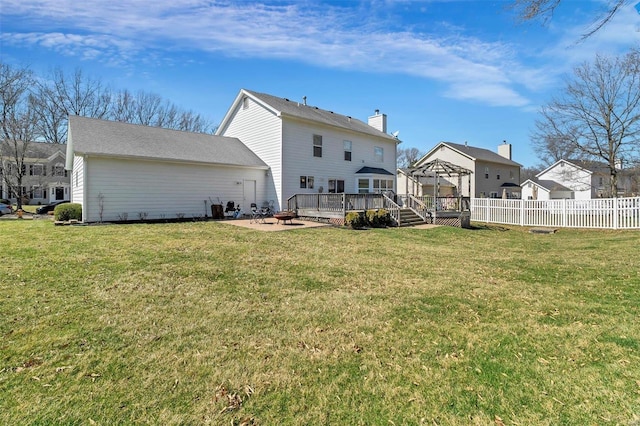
[{"left": 471, "top": 197, "right": 640, "bottom": 229}]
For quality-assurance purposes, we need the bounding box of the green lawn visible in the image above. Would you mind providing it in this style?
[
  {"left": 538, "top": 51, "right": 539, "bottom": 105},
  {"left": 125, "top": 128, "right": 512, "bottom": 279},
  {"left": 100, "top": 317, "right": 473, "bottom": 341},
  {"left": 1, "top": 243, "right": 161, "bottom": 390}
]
[{"left": 1, "top": 220, "right": 639, "bottom": 425}]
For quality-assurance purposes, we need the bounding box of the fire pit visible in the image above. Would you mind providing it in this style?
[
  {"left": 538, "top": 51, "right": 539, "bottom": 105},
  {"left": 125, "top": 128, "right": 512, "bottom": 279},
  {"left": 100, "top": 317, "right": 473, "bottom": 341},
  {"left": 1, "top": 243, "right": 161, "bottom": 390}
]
[{"left": 273, "top": 211, "right": 295, "bottom": 224}]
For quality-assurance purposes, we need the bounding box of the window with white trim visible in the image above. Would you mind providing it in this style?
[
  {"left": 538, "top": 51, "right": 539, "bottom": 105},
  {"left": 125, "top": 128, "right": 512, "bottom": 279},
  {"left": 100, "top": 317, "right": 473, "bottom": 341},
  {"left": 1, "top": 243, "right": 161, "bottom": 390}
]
[
  {"left": 313, "top": 135, "right": 323, "bottom": 157},
  {"left": 30, "top": 164, "right": 45, "bottom": 176},
  {"left": 300, "top": 176, "right": 315, "bottom": 189},
  {"left": 358, "top": 179, "right": 369, "bottom": 194},
  {"left": 374, "top": 146, "right": 383, "bottom": 163},
  {"left": 343, "top": 140, "right": 352, "bottom": 161}
]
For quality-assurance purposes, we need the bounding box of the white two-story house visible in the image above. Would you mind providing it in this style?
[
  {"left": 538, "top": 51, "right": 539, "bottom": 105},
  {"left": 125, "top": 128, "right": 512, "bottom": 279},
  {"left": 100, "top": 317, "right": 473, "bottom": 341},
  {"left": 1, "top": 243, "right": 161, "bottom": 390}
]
[
  {"left": 65, "top": 89, "right": 399, "bottom": 222},
  {"left": 1, "top": 141, "right": 70, "bottom": 204},
  {"left": 521, "top": 159, "right": 636, "bottom": 200},
  {"left": 216, "top": 90, "right": 400, "bottom": 210}
]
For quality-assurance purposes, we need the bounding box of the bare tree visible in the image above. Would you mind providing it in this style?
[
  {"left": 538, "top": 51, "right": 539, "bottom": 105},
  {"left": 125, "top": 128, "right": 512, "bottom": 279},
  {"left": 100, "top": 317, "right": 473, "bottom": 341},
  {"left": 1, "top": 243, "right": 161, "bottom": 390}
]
[
  {"left": 33, "top": 67, "right": 112, "bottom": 143},
  {"left": 521, "top": 166, "right": 542, "bottom": 182},
  {"left": 509, "top": 0, "right": 628, "bottom": 40},
  {"left": 532, "top": 134, "right": 586, "bottom": 166},
  {"left": 0, "top": 63, "right": 39, "bottom": 209},
  {"left": 533, "top": 49, "right": 640, "bottom": 197},
  {"left": 397, "top": 147, "right": 424, "bottom": 169},
  {"left": 111, "top": 88, "right": 214, "bottom": 133}
]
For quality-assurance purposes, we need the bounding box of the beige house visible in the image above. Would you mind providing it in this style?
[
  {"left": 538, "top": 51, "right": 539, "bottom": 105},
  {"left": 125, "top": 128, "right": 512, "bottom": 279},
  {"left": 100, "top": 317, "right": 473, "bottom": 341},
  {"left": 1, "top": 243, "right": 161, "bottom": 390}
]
[{"left": 398, "top": 141, "right": 521, "bottom": 198}]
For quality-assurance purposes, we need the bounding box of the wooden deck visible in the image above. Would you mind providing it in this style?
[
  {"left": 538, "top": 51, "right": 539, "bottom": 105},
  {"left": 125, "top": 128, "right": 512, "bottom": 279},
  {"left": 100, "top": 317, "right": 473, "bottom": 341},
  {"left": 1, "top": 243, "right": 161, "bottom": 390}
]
[{"left": 287, "top": 194, "right": 471, "bottom": 227}]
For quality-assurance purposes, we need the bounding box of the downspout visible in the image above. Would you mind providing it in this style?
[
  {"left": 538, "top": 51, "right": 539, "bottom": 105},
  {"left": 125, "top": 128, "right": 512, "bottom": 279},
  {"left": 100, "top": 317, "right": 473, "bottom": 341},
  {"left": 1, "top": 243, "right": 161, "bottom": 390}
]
[{"left": 83, "top": 155, "right": 88, "bottom": 222}]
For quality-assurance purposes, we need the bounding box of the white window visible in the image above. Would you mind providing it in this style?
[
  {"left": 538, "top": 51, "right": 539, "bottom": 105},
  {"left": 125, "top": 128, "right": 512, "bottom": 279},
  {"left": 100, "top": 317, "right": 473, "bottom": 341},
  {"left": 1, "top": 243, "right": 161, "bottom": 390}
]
[
  {"left": 484, "top": 167, "right": 489, "bottom": 179},
  {"left": 373, "top": 179, "right": 394, "bottom": 193},
  {"left": 328, "top": 179, "right": 344, "bottom": 193},
  {"left": 358, "top": 179, "right": 369, "bottom": 194},
  {"left": 53, "top": 164, "right": 66, "bottom": 177},
  {"left": 242, "top": 97, "right": 249, "bottom": 110},
  {"left": 32, "top": 186, "right": 43, "bottom": 199},
  {"left": 30, "top": 164, "right": 44, "bottom": 176},
  {"left": 300, "top": 176, "right": 314, "bottom": 189},
  {"left": 497, "top": 170, "right": 501, "bottom": 180},
  {"left": 374, "top": 147, "right": 383, "bottom": 163},
  {"left": 313, "top": 135, "right": 322, "bottom": 157},
  {"left": 343, "top": 140, "right": 352, "bottom": 161}
]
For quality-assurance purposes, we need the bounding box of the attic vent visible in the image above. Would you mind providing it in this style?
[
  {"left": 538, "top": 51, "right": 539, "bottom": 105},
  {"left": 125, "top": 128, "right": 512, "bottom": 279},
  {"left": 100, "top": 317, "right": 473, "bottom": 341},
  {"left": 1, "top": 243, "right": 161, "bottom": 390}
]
[
  {"left": 284, "top": 98, "right": 290, "bottom": 102},
  {"left": 314, "top": 107, "right": 318, "bottom": 110}
]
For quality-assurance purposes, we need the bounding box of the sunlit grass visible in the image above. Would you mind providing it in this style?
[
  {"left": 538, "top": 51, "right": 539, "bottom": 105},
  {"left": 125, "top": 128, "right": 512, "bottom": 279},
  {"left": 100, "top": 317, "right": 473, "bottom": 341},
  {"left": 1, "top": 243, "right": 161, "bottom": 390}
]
[{"left": 1, "top": 220, "right": 639, "bottom": 424}]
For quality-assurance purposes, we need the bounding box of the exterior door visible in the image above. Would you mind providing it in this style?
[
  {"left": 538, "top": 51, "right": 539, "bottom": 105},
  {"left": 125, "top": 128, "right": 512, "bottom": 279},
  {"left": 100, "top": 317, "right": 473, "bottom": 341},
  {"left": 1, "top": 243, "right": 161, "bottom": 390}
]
[
  {"left": 55, "top": 187, "right": 64, "bottom": 200},
  {"left": 243, "top": 180, "right": 256, "bottom": 209}
]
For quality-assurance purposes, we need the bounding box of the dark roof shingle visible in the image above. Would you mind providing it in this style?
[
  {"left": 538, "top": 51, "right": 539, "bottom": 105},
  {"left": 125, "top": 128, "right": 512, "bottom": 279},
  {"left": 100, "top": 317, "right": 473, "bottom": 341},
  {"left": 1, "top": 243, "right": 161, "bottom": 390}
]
[
  {"left": 443, "top": 142, "right": 521, "bottom": 167},
  {"left": 245, "top": 90, "right": 397, "bottom": 141}
]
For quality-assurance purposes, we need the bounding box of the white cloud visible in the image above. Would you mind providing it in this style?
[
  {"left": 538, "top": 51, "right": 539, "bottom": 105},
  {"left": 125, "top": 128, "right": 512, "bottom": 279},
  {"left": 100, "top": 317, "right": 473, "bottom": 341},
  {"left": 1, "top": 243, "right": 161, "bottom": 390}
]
[{"left": 0, "top": 0, "right": 590, "bottom": 107}]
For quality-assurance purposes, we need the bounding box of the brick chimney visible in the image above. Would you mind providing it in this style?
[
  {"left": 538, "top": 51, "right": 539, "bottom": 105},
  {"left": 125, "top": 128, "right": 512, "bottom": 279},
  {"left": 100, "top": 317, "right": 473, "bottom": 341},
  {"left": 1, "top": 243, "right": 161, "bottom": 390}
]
[
  {"left": 368, "top": 109, "right": 387, "bottom": 133},
  {"left": 498, "top": 140, "right": 512, "bottom": 160}
]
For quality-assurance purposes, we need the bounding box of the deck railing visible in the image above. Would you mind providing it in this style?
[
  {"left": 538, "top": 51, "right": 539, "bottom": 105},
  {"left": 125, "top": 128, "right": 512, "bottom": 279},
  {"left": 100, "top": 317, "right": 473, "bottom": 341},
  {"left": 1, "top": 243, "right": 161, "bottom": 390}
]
[
  {"left": 287, "top": 193, "right": 402, "bottom": 225},
  {"left": 471, "top": 197, "right": 640, "bottom": 229}
]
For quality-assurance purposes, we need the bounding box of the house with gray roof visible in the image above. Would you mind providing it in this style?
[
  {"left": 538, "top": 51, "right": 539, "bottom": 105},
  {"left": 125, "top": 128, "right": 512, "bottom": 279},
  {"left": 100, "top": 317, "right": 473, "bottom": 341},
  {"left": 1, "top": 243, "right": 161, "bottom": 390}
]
[
  {"left": 397, "top": 141, "right": 522, "bottom": 198},
  {"left": 1, "top": 140, "right": 70, "bottom": 205},
  {"left": 66, "top": 115, "right": 268, "bottom": 222},
  {"left": 216, "top": 89, "right": 400, "bottom": 209},
  {"left": 521, "top": 159, "right": 636, "bottom": 200}
]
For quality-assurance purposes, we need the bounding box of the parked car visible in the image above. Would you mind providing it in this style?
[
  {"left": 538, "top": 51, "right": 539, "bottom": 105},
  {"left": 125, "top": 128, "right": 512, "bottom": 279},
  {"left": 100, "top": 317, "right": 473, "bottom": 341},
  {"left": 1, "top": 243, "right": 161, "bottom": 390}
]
[
  {"left": 0, "top": 203, "right": 13, "bottom": 215},
  {"left": 36, "top": 200, "right": 69, "bottom": 214}
]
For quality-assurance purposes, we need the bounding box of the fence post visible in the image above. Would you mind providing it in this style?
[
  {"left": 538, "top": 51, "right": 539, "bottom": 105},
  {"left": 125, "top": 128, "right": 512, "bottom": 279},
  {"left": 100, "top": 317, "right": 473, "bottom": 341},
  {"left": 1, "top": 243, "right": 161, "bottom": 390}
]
[
  {"left": 485, "top": 200, "right": 490, "bottom": 223},
  {"left": 613, "top": 198, "right": 618, "bottom": 229},
  {"left": 520, "top": 199, "right": 525, "bottom": 226},
  {"left": 562, "top": 199, "right": 567, "bottom": 227}
]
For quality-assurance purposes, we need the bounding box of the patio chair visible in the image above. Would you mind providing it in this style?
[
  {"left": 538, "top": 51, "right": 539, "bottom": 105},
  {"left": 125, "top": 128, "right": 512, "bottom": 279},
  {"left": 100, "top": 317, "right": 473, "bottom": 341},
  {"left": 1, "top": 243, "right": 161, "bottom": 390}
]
[
  {"left": 249, "top": 203, "right": 266, "bottom": 224},
  {"left": 224, "top": 201, "right": 236, "bottom": 218}
]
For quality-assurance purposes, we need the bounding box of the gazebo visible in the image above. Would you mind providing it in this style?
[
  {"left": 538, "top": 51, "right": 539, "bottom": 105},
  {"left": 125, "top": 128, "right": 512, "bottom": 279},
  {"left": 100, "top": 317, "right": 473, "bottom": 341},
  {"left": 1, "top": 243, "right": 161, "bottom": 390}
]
[{"left": 406, "top": 158, "right": 473, "bottom": 226}]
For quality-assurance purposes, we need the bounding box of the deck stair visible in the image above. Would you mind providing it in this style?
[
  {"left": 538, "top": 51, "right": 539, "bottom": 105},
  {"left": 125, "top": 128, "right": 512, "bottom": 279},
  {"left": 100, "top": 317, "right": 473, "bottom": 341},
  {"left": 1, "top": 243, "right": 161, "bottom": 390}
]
[{"left": 398, "top": 208, "right": 427, "bottom": 227}]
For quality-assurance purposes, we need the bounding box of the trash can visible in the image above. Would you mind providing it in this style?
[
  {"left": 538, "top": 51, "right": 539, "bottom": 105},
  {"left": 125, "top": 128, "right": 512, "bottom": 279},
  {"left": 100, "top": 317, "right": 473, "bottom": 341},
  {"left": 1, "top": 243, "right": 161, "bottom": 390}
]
[{"left": 211, "top": 204, "right": 224, "bottom": 219}]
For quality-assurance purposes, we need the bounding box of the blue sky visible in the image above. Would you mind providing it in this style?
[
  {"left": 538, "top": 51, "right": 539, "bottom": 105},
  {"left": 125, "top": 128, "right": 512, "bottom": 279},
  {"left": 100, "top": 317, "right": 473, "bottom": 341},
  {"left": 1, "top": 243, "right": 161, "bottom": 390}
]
[{"left": 1, "top": 0, "right": 639, "bottom": 167}]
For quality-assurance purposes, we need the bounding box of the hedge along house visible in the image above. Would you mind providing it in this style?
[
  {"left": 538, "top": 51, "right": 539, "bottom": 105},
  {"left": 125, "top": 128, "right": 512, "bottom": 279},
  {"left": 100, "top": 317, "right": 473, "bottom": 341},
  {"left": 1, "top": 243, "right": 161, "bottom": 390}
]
[{"left": 65, "top": 116, "right": 268, "bottom": 222}]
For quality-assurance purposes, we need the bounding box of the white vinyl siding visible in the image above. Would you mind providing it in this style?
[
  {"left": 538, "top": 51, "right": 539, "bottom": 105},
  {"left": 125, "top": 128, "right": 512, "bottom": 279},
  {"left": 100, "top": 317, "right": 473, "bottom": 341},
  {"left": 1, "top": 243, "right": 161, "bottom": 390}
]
[
  {"left": 282, "top": 119, "right": 397, "bottom": 198},
  {"left": 218, "top": 97, "right": 282, "bottom": 209},
  {"left": 82, "top": 157, "right": 266, "bottom": 222},
  {"left": 71, "top": 155, "right": 85, "bottom": 217}
]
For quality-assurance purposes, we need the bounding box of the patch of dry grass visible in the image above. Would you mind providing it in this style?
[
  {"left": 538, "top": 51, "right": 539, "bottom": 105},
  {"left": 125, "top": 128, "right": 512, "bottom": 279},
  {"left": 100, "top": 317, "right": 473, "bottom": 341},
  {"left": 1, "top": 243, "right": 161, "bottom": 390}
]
[{"left": 1, "top": 221, "right": 639, "bottom": 424}]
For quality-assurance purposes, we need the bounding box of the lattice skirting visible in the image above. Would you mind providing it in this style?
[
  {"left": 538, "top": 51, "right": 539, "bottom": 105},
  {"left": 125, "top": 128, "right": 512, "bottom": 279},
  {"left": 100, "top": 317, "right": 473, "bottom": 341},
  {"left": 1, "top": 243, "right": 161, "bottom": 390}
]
[
  {"left": 433, "top": 214, "right": 471, "bottom": 228},
  {"left": 297, "top": 216, "right": 344, "bottom": 226}
]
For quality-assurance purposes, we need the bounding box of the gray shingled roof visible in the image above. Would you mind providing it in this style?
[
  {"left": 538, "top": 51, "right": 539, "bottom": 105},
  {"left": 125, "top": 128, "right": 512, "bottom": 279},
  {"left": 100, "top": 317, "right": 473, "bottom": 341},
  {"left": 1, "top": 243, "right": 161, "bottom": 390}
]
[
  {"left": 68, "top": 116, "right": 267, "bottom": 168},
  {"left": 1, "top": 140, "right": 65, "bottom": 159},
  {"left": 536, "top": 179, "right": 572, "bottom": 192},
  {"left": 443, "top": 142, "right": 521, "bottom": 167},
  {"left": 245, "top": 90, "right": 397, "bottom": 141},
  {"left": 355, "top": 166, "right": 394, "bottom": 175}
]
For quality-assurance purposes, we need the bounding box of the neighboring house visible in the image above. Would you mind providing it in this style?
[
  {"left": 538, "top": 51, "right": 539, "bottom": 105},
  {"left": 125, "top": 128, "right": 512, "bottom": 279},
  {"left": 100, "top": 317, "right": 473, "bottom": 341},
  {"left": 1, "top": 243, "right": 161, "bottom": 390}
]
[
  {"left": 0, "top": 141, "right": 70, "bottom": 204},
  {"left": 521, "top": 159, "right": 636, "bottom": 200},
  {"left": 216, "top": 90, "right": 400, "bottom": 210},
  {"left": 65, "top": 115, "right": 268, "bottom": 222},
  {"left": 397, "top": 141, "right": 521, "bottom": 198}
]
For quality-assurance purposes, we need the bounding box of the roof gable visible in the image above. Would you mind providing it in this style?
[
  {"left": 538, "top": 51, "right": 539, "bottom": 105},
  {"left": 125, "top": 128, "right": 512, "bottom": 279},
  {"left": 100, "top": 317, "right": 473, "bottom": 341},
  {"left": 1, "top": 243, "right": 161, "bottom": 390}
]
[
  {"left": 67, "top": 116, "right": 267, "bottom": 169},
  {"left": 419, "top": 141, "right": 521, "bottom": 167},
  {"left": 537, "top": 159, "right": 592, "bottom": 177},
  {"left": 217, "top": 89, "right": 398, "bottom": 142}
]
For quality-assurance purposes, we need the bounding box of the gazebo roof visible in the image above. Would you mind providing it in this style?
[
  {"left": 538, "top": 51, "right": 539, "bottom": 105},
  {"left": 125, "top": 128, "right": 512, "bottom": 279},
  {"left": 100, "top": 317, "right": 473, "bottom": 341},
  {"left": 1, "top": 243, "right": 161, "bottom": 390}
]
[{"left": 408, "top": 158, "right": 473, "bottom": 177}]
